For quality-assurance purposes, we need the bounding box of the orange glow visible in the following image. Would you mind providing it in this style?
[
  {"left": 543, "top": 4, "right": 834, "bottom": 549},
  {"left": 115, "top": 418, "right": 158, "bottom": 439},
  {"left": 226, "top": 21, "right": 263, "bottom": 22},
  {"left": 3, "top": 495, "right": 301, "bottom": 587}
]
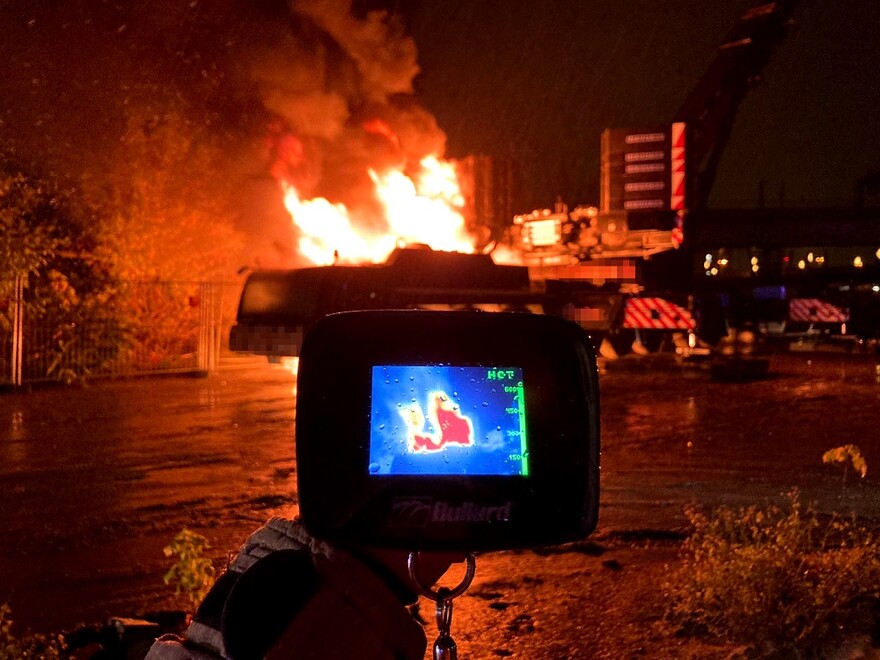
[
  {"left": 279, "top": 149, "right": 475, "bottom": 265},
  {"left": 280, "top": 356, "right": 299, "bottom": 376},
  {"left": 280, "top": 356, "right": 299, "bottom": 397},
  {"left": 362, "top": 118, "right": 401, "bottom": 148},
  {"left": 488, "top": 243, "right": 524, "bottom": 265},
  {"left": 281, "top": 183, "right": 396, "bottom": 265}
]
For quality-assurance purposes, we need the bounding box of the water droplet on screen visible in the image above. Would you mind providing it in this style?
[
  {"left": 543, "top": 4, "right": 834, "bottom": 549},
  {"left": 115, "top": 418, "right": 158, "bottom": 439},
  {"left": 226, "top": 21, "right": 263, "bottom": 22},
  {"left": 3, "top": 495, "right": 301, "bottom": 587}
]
[
  {"left": 496, "top": 426, "right": 502, "bottom": 431},
  {"left": 397, "top": 402, "right": 402, "bottom": 407},
  {"left": 482, "top": 402, "right": 489, "bottom": 407},
  {"left": 453, "top": 391, "right": 458, "bottom": 398},
  {"left": 410, "top": 376, "right": 414, "bottom": 381},
  {"left": 368, "top": 462, "right": 381, "bottom": 474},
  {"left": 379, "top": 424, "right": 385, "bottom": 430},
  {"left": 394, "top": 379, "right": 399, "bottom": 383}
]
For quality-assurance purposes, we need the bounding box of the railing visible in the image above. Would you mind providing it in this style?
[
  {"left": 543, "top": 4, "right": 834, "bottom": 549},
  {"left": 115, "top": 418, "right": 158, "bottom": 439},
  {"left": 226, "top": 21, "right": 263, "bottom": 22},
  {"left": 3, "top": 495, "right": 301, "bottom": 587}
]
[{"left": 1, "top": 278, "right": 241, "bottom": 387}]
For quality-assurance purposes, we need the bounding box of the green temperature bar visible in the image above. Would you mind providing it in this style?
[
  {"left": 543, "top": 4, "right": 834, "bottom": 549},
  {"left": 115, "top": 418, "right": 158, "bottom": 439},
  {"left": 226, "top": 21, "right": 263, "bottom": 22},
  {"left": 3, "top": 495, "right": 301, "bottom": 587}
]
[{"left": 516, "top": 381, "right": 529, "bottom": 476}]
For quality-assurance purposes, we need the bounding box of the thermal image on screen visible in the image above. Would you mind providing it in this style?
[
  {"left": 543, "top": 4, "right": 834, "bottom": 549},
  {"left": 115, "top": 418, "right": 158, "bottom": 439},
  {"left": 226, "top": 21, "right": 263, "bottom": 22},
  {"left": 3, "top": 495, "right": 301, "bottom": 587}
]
[{"left": 368, "top": 366, "right": 529, "bottom": 476}]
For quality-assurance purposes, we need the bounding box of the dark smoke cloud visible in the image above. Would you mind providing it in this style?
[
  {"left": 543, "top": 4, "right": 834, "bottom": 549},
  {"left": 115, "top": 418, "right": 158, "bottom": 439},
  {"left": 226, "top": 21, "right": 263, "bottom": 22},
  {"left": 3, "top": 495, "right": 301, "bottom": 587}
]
[
  {"left": 255, "top": 0, "right": 450, "bottom": 237},
  {"left": 0, "top": 0, "right": 451, "bottom": 268},
  {"left": 295, "top": 0, "right": 419, "bottom": 101}
]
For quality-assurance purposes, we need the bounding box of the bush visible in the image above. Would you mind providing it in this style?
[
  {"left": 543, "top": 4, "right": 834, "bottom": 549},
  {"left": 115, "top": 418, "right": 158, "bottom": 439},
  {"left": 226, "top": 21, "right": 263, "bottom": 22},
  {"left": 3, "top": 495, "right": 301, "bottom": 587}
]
[
  {"left": 0, "top": 603, "right": 67, "bottom": 659},
  {"left": 163, "top": 529, "right": 216, "bottom": 610},
  {"left": 665, "top": 491, "right": 880, "bottom": 656}
]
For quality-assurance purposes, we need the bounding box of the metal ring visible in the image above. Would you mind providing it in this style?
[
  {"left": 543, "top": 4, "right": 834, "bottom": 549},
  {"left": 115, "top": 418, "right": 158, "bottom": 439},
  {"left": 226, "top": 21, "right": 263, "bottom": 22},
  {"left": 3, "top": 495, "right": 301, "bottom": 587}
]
[
  {"left": 407, "top": 552, "right": 476, "bottom": 601},
  {"left": 435, "top": 592, "right": 453, "bottom": 631}
]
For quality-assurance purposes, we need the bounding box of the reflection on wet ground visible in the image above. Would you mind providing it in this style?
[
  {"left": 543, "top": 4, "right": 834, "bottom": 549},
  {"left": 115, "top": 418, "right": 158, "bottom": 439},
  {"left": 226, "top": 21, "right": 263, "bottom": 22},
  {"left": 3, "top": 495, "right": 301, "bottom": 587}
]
[
  {"left": 0, "top": 352, "right": 878, "bottom": 633},
  {"left": 600, "top": 352, "right": 880, "bottom": 530}
]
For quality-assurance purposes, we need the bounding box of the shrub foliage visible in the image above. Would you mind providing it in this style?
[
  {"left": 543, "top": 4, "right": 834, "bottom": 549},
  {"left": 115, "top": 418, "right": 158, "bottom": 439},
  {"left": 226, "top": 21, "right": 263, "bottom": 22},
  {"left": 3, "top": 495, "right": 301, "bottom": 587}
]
[
  {"left": 665, "top": 491, "right": 880, "bottom": 655},
  {"left": 0, "top": 603, "right": 66, "bottom": 660},
  {"left": 163, "top": 529, "right": 216, "bottom": 610}
]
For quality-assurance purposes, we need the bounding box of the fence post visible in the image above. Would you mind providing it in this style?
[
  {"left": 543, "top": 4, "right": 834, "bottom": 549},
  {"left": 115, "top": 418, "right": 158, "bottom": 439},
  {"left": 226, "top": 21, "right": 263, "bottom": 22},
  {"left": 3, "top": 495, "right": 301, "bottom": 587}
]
[
  {"left": 197, "top": 281, "right": 219, "bottom": 374},
  {"left": 11, "top": 275, "right": 25, "bottom": 386},
  {"left": 198, "top": 282, "right": 207, "bottom": 373}
]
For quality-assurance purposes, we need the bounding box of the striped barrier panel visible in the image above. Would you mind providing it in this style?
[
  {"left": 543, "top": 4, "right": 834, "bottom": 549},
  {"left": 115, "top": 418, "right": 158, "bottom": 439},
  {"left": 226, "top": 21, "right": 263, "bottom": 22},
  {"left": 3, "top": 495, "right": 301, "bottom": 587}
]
[
  {"left": 623, "top": 297, "right": 696, "bottom": 330},
  {"left": 788, "top": 299, "right": 849, "bottom": 323}
]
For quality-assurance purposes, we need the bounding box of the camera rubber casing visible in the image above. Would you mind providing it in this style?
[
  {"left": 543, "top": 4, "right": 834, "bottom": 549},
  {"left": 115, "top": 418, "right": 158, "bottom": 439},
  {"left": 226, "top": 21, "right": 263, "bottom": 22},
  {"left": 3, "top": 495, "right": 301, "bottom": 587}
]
[{"left": 295, "top": 310, "right": 600, "bottom": 551}]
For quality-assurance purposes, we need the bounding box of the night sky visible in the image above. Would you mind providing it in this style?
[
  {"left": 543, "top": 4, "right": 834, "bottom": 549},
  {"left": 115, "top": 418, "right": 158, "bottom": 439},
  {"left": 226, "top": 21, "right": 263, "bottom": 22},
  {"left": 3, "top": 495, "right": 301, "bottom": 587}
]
[
  {"left": 401, "top": 0, "right": 880, "bottom": 209},
  {"left": 1, "top": 0, "right": 878, "bottom": 246}
]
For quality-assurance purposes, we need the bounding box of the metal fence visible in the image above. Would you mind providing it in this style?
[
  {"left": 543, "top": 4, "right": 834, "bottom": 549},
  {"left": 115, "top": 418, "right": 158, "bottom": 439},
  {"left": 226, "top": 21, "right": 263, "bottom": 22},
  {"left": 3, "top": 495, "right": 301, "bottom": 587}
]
[{"left": 1, "top": 278, "right": 241, "bottom": 387}]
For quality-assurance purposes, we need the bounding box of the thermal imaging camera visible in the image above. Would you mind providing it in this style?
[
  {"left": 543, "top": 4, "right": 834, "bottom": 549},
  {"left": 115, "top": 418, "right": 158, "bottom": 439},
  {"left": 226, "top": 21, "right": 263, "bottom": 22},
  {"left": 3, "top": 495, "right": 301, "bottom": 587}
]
[{"left": 295, "top": 310, "right": 600, "bottom": 551}]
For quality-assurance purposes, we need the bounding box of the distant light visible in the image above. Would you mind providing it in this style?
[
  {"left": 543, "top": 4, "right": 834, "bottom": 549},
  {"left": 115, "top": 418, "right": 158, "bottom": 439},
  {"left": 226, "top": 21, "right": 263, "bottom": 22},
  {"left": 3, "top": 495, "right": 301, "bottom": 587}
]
[
  {"left": 703, "top": 260, "right": 712, "bottom": 269},
  {"left": 526, "top": 218, "right": 561, "bottom": 247},
  {"left": 841, "top": 323, "right": 847, "bottom": 335},
  {"left": 798, "top": 260, "right": 806, "bottom": 269},
  {"left": 783, "top": 255, "right": 790, "bottom": 263},
  {"left": 854, "top": 256, "right": 864, "bottom": 268},
  {"left": 751, "top": 264, "right": 760, "bottom": 273},
  {"left": 718, "top": 258, "right": 729, "bottom": 266},
  {"left": 705, "top": 270, "right": 713, "bottom": 276},
  {"left": 705, "top": 253, "right": 713, "bottom": 262},
  {"left": 807, "top": 252, "right": 815, "bottom": 263},
  {"left": 710, "top": 267, "right": 719, "bottom": 276},
  {"left": 688, "top": 332, "right": 697, "bottom": 349},
  {"left": 816, "top": 255, "right": 825, "bottom": 264},
  {"left": 750, "top": 256, "right": 759, "bottom": 266},
  {"left": 873, "top": 285, "right": 880, "bottom": 293},
  {"left": 876, "top": 248, "right": 880, "bottom": 260}
]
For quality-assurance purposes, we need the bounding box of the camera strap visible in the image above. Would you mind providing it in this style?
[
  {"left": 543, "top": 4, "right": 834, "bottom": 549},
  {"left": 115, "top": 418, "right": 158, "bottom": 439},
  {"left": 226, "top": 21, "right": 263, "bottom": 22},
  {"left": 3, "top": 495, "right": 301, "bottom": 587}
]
[{"left": 407, "top": 552, "right": 476, "bottom": 660}]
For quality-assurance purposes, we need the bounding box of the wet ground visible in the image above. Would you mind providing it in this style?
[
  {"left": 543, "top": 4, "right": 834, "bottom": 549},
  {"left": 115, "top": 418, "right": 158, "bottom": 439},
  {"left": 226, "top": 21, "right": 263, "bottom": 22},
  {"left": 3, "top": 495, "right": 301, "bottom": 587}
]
[{"left": 1, "top": 350, "right": 879, "bottom": 653}]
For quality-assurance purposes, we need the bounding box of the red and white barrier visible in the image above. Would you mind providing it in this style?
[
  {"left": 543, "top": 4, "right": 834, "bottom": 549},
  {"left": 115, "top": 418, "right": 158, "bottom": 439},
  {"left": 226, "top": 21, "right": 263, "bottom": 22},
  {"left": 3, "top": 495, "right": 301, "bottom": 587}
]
[
  {"left": 623, "top": 297, "right": 696, "bottom": 330},
  {"left": 788, "top": 299, "right": 849, "bottom": 323}
]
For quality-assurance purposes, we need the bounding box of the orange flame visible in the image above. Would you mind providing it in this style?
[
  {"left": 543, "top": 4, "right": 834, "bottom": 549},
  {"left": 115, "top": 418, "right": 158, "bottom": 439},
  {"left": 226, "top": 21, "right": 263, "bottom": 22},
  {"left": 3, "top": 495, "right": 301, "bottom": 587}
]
[{"left": 279, "top": 149, "right": 475, "bottom": 265}]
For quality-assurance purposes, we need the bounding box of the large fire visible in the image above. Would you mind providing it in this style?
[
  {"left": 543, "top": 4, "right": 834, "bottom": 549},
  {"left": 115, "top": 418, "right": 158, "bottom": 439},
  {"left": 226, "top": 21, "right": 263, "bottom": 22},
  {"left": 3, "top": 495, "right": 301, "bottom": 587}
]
[{"left": 279, "top": 150, "right": 475, "bottom": 266}]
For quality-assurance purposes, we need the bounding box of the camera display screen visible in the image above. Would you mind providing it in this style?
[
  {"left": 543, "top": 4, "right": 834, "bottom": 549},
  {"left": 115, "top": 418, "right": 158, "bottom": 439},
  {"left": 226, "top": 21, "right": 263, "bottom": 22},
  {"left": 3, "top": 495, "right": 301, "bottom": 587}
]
[
  {"left": 295, "top": 310, "right": 599, "bottom": 550},
  {"left": 368, "top": 365, "right": 529, "bottom": 477}
]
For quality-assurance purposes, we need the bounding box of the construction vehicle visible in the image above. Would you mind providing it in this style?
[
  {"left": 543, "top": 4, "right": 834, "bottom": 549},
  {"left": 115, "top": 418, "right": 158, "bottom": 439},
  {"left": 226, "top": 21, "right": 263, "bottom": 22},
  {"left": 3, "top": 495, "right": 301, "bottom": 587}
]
[
  {"left": 230, "top": 247, "right": 542, "bottom": 361},
  {"left": 231, "top": 0, "right": 816, "bottom": 363},
  {"left": 506, "top": 0, "right": 802, "bottom": 356},
  {"left": 509, "top": 199, "right": 697, "bottom": 357}
]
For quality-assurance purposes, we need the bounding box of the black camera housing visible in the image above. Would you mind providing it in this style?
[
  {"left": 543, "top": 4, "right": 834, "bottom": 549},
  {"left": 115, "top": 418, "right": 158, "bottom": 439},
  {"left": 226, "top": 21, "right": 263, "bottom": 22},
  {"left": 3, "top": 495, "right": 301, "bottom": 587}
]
[{"left": 295, "top": 310, "right": 600, "bottom": 551}]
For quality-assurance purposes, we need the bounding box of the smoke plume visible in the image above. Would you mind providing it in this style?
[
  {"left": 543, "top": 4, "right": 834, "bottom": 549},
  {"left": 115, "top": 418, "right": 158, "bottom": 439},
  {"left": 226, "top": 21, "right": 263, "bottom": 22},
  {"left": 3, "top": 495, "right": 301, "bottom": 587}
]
[{"left": 252, "top": 0, "right": 449, "bottom": 245}]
